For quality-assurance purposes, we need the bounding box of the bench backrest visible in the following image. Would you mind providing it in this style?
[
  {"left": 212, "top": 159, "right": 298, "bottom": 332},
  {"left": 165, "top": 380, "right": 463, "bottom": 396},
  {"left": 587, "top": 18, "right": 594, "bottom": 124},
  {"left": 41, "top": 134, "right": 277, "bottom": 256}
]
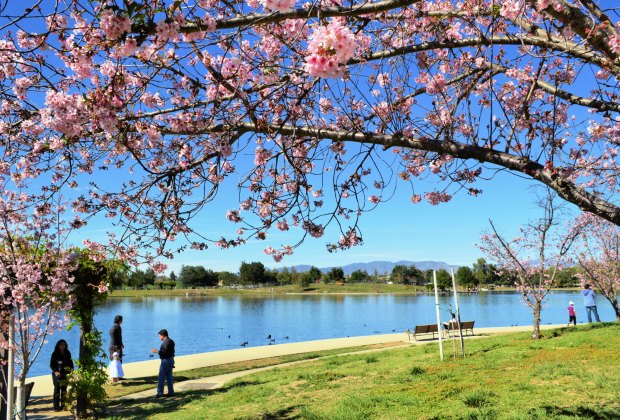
[
  {"left": 461, "top": 321, "right": 475, "bottom": 329},
  {"left": 414, "top": 324, "right": 440, "bottom": 334},
  {"left": 414, "top": 325, "right": 429, "bottom": 333}
]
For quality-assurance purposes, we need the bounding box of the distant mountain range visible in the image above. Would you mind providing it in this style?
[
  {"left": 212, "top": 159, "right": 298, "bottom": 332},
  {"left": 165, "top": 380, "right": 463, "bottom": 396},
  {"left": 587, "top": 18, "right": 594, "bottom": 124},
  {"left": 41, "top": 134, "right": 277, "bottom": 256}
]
[{"left": 281, "top": 260, "right": 460, "bottom": 276}]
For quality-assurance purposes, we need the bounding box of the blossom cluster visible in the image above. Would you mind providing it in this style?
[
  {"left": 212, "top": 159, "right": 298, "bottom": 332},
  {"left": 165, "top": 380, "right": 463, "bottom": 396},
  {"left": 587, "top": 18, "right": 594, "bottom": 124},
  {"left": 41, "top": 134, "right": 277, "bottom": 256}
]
[
  {"left": 304, "top": 20, "right": 357, "bottom": 78},
  {"left": 100, "top": 9, "right": 132, "bottom": 40}
]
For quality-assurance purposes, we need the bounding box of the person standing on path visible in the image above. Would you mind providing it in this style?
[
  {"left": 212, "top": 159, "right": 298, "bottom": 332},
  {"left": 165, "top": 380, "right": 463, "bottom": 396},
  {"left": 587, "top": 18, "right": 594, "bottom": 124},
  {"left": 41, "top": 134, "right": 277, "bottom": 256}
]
[
  {"left": 50, "top": 339, "right": 74, "bottom": 412},
  {"left": 581, "top": 284, "right": 601, "bottom": 323},
  {"left": 151, "top": 329, "right": 175, "bottom": 398},
  {"left": 567, "top": 301, "right": 577, "bottom": 326},
  {"left": 109, "top": 314, "right": 124, "bottom": 364},
  {"left": 109, "top": 351, "right": 125, "bottom": 383}
]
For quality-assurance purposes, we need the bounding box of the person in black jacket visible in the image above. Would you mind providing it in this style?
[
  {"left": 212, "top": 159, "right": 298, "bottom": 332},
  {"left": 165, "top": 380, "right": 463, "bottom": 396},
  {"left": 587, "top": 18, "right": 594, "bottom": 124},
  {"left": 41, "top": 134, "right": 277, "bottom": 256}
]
[
  {"left": 150, "top": 329, "right": 175, "bottom": 398},
  {"left": 50, "top": 339, "right": 74, "bottom": 411},
  {"left": 109, "top": 314, "right": 124, "bottom": 364}
]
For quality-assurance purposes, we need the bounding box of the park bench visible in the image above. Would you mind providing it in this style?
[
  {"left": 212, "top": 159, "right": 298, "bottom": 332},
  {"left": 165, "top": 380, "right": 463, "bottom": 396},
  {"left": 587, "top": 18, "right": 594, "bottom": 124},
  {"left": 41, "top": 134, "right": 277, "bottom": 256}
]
[
  {"left": 0, "top": 382, "right": 35, "bottom": 416},
  {"left": 12, "top": 382, "right": 35, "bottom": 406},
  {"left": 443, "top": 320, "right": 475, "bottom": 337},
  {"left": 406, "top": 324, "right": 439, "bottom": 341}
]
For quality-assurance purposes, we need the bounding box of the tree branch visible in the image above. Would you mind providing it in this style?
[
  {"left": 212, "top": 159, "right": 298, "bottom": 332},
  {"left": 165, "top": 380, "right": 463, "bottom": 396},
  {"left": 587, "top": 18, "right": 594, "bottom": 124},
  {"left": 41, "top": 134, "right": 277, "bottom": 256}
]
[{"left": 183, "top": 122, "right": 620, "bottom": 225}]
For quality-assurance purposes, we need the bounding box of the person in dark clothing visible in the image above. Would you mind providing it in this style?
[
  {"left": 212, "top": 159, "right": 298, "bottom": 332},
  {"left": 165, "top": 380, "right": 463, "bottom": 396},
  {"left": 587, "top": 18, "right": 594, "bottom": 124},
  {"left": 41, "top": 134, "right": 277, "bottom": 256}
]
[
  {"left": 50, "top": 339, "right": 74, "bottom": 411},
  {"left": 150, "top": 329, "right": 175, "bottom": 398},
  {"left": 109, "top": 314, "right": 124, "bottom": 364}
]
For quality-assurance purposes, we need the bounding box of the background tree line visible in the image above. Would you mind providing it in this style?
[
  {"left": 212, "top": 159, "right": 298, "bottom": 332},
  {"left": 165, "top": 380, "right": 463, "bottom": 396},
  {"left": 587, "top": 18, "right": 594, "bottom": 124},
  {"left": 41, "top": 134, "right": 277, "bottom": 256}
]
[{"left": 112, "top": 258, "right": 581, "bottom": 290}]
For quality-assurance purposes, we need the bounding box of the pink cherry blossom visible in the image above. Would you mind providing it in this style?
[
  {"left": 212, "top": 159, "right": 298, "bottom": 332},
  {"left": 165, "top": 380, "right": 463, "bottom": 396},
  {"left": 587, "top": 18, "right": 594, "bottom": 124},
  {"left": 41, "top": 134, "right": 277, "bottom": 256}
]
[
  {"left": 424, "top": 192, "right": 452, "bottom": 205},
  {"left": 500, "top": 0, "right": 523, "bottom": 20},
  {"left": 100, "top": 9, "right": 132, "bottom": 41},
  {"left": 609, "top": 34, "right": 620, "bottom": 54},
  {"left": 304, "top": 20, "right": 356, "bottom": 78},
  {"left": 260, "top": 0, "right": 296, "bottom": 12},
  {"left": 226, "top": 210, "right": 242, "bottom": 222}
]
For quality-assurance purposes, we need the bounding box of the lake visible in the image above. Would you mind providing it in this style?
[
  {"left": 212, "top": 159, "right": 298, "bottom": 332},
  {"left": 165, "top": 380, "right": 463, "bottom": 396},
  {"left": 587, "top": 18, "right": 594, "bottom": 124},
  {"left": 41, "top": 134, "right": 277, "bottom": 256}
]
[{"left": 28, "top": 291, "right": 614, "bottom": 377}]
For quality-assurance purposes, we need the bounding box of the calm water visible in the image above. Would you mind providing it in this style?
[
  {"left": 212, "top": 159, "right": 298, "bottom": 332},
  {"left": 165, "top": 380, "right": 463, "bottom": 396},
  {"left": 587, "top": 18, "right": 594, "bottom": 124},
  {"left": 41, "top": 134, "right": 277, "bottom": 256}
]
[{"left": 29, "top": 291, "right": 614, "bottom": 377}]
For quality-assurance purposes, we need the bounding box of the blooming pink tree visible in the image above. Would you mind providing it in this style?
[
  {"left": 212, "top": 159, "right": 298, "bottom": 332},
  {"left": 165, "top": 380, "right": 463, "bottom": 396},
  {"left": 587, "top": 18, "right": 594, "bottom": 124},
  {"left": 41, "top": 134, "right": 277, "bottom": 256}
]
[
  {"left": 0, "top": 1, "right": 619, "bottom": 264},
  {"left": 0, "top": 194, "right": 79, "bottom": 419},
  {"left": 478, "top": 191, "right": 581, "bottom": 339},
  {"left": 571, "top": 213, "right": 620, "bottom": 320}
]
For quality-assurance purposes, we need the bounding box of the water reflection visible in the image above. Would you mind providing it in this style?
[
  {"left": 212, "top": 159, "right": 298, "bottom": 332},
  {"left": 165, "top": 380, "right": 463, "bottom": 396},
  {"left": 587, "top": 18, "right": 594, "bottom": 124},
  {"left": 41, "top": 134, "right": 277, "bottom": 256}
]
[{"left": 28, "top": 291, "right": 613, "bottom": 377}]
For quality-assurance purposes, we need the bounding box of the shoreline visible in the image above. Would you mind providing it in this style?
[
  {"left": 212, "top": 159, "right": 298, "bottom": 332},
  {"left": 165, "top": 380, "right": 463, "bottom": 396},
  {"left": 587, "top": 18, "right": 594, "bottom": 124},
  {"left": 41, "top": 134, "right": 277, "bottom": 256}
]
[
  {"left": 107, "top": 287, "right": 582, "bottom": 298},
  {"left": 28, "top": 324, "right": 565, "bottom": 397}
]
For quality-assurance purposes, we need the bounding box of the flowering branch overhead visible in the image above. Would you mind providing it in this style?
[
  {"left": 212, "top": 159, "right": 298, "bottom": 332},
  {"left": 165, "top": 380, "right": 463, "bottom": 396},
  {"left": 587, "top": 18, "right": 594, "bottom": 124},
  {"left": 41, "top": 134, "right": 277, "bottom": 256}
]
[{"left": 0, "top": 0, "right": 618, "bottom": 262}]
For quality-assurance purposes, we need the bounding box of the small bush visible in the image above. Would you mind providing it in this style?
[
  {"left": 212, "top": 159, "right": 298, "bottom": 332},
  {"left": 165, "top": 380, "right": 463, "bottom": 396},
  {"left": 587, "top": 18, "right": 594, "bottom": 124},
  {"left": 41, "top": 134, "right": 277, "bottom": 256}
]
[{"left": 366, "top": 356, "right": 378, "bottom": 363}]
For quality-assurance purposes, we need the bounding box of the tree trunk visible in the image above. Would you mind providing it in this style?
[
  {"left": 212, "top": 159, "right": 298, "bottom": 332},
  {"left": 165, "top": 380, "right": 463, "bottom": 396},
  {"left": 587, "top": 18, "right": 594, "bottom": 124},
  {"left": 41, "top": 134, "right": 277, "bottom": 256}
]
[
  {"left": 76, "top": 317, "right": 92, "bottom": 418},
  {"left": 15, "top": 376, "right": 25, "bottom": 420},
  {"left": 532, "top": 302, "right": 541, "bottom": 340},
  {"left": 611, "top": 298, "right": 620, "bottom": 321},
  {"left": 0, "top": 332, "right": 7, "bottom": 420}
]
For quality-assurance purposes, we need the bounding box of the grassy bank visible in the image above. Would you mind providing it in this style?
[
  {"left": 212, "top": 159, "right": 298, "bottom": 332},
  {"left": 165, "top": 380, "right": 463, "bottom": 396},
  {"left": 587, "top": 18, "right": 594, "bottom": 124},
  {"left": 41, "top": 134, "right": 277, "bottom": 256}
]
[
  {"left": 109, "top": 284, "right": 579, "bottom": 297},
  {"left": 107, "top": 324, "right": 620, "bottom": 419},
  {"left": 109, "top": 283, "right": 426, "bottom": 297}
]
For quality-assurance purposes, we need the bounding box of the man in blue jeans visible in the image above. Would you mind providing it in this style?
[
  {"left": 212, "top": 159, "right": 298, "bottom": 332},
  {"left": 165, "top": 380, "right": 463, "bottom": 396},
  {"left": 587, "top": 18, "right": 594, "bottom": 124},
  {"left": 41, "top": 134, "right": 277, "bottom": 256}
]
[
  {"left": 581, "top": 284, "right": 601, "bottom": 323},
  {"left": 151, "top": 329, "right": 175, "bottom": 397}
]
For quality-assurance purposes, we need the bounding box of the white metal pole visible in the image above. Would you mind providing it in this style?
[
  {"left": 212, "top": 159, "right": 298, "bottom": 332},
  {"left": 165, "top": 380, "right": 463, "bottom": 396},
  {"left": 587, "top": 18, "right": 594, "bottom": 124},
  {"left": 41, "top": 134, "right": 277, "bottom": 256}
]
[
  {"left": 6, "top": 314, "right": 14, "bottom": 420},
  {"left": 433, "top": 270, "right": 444, "bottom": 361},
  {"left": 451, "top": 269, "right": 465, "bottom": 357}
]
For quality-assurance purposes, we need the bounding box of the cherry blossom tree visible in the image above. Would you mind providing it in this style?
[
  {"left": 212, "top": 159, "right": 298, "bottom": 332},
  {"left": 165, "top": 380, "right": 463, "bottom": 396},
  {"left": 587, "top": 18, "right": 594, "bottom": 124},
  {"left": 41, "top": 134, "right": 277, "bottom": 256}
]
[
  {"left": 478, "top": 190, "right": 580, "bottom": 339},
  {"left": 571, "top": 213, "right": 620, "bottom": 320},
  {"left": 0, "top": 196, "right": 78, "bottom": 419},
  {"left": 0, "top": 1, "right": 619, "bottom": 265}
]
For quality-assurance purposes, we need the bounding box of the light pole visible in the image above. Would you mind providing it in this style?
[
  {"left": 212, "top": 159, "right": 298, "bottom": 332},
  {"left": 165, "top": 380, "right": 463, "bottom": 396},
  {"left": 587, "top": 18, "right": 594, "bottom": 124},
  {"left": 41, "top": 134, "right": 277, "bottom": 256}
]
[
  {"left": 433, "top": 270, "right": 444, "bottom": 361},
  {"left": 451, "top": 269, "right": 465, "bottom": 357},
  {"left": 6, "top": 314, "right": 14, "bottom": 420}
]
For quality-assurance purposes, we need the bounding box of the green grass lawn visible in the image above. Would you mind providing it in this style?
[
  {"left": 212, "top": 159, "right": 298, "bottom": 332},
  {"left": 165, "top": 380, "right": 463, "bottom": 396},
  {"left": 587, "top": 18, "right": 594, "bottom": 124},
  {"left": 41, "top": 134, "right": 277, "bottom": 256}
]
[
  {"left": 104, "top": 342, "right": 405, "bottom": 399},
  {"left": 109, "top": 283, "right": 427, "bottom": 297},
  {"left": 105, "top": 323, "right": 620, "bottom": 419}
]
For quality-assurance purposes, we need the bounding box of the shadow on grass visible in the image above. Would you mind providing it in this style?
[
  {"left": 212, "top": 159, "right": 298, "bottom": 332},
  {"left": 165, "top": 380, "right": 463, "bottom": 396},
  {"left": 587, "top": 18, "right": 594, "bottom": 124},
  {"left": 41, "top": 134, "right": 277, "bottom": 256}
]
[
  {"left": 260, "top": 405, "right": 302, "bottom": 419},
  {"left": 221, "top": 379, "right": 266, "bottom": 390},
  {"left": 106, "top": 374, "right": 196, "bottom": 399},
  {"left": 537, "top": 404, "right": 620, "bottom": 419},
  {"left": 107, "top": 379, "right": 267, "bottom": 418},
  {"left": 468, "top": 343, "right": 505, "bottom": 355},
  {"left": 107, "top": 390, "right": 206, "bottom": 419},
  {"left": 27, "top": 396, "right": 74, "bottom": 419}
]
